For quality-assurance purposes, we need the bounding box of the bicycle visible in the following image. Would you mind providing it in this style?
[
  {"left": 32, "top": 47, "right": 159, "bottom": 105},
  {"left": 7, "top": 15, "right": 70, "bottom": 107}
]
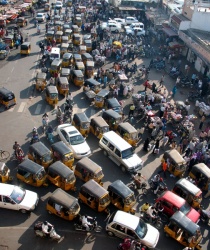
[{"left": 0, "top": 149, "right": 10, "bottom": 162}]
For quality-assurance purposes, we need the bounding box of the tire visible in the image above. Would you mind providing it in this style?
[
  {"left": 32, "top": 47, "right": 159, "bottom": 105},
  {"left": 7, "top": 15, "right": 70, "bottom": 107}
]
[
  {"left": 155, "top": 221, "right": 163, "bottom": 230},
  {"left": 142, "top": 188, "right": 147, "bottom": 195},
  {"left": 121, "top": 165, "right": 126, "bottom": 172},
  {"left": 107, "top": 231, "right": 114, "bottom": 237},
  {"left": 20, "top": 209, "right": 27, "bottom": 214},
  {"left": 103, "top": 150, "right": 108, "bottom": 156},
  {"left": 0, "top": 150, "right": 10, "bottom": 161},
  {"left": 94, "top": 226, "right": 102, "bottom": 233}
]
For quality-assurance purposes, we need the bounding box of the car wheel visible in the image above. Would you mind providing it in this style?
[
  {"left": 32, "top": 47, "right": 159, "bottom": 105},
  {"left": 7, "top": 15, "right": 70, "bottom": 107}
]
[
  {"left": 121, "top": 165, "right": 126, "bottom": 172},
  {"left": 103, "top": 150, "right": 108, "bottom": 156},
  {"left": 20, "top": 209, "right": 27, "bottom": 214},
  {"left": 107, "top": 231, "right": 114, "bottom": 237}
]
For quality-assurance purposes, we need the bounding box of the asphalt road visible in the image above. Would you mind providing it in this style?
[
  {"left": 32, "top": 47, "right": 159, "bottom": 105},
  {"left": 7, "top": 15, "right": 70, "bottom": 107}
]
[{"left": 0, "top": 5, "right": 209, "bottom": 250}]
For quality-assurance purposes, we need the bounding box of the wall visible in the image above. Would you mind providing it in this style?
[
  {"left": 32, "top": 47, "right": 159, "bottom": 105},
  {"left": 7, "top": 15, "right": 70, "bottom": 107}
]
[
  {"left": 191, "top": 11, "right": 210, "bottom": 32},
  {"left": 182, "top": 4, "right": 193, "bottom": 20},
  {"left": 179, "top": 20, "right": 190, "bottom": 30}
]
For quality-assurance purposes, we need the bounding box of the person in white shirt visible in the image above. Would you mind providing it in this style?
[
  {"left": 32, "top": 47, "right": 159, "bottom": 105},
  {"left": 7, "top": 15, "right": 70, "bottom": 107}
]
[
  {"left": 82, "top": 215, "right": 93, "bottom": 231},
  {"left": 146, "top": 206, "right": 156, "bottom": 221}
]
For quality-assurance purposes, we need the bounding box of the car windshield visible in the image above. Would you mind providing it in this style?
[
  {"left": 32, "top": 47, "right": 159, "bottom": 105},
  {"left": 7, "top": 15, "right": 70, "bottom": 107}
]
[
  {"left": 122, "top": 147, "right": 134, "bottom": 159},
  {"left": 10, "top": 186, "right": 25, "bottom": 204},
  {"left": 37, "top": 14, "right": 42, "bottom": 17},
  {"left": 135, "top": 220, "right": 147, "bottom": 239},
  {"left": 180, "top": 202, "right": 191, "bottom": 215},
  {"left": 69, "top": 134, "right": 85, "bottom": 145}
]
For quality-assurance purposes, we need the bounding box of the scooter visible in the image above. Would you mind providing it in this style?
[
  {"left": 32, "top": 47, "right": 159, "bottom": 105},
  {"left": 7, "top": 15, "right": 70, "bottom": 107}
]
[
  {"left": 57, "top": 114, "right": 63, "bottom": 125},
  {"left": 34, "top": 221, "right": 62, "bottom": 241},
  {"left": 74, "top": 216, "right": 102, "bottom": 233},
  {"left": 128, "top": 175, "right": 147, "bottom": 194},
  {"left": 148, "top": 178, "right": 168, "bottom": 196},
  {"left": 140, "top": 212, "right": 163, "bottom": 230}
]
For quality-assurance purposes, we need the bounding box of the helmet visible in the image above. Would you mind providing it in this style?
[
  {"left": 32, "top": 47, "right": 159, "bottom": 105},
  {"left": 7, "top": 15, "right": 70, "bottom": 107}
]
[
  {"left": 43, "top": 221, "right": 48, "bottom": 225},
  {"left": 138, "top": 173, "right": 142, "bottom": 177}
]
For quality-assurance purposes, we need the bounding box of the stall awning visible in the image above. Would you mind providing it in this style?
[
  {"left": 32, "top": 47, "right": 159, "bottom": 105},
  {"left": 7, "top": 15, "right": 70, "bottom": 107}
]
[
  {"left": 171, "top": 15, "right": 182, "bottom": 25},
  {"left": 162, "top": 27, "right": 178, "bottom": 37}
]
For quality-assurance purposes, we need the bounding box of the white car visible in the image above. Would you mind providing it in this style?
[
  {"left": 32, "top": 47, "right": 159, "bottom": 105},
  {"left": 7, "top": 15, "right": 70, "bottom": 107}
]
[
  {"left": 113, "top": 18, "right": 125, "bottom": 25},
  {"left": 57, "top": 124, "right": 91, "bottom": 159},
  {"left": 126, "top": 27, "right": 145, "bottom": 36},
  {"left": 123, "top": 17, "right": 139, "bottom": 25},
  {"left": 106, "top": 211, "right": 159, "bottom": 249},
  {"left": 0, "top": 183, "right": 39, "bottom": 213},
  {"left": 101, "top": 22, "right": 121, "bottom": 32},
  {"left": 36, "top": 13, "right": 45, "bottom": 22},
  {"left": 127, "top": 22, "right": 144, "bottom": 30},
  {"left": 55, "top": 1, "right": 62, "bottom": 9}
]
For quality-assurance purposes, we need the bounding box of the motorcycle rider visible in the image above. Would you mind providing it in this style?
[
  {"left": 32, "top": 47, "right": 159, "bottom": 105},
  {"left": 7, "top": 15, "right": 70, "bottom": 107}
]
[
  {"left": 42, "top": 114, "right": 49, "bottom": 130},
  {"left": 154, "top": 201, "right": 164, "bottom": 216},
  {"left": 46, "top": 125, "right": 53, "bottom": 135},
  {"left": 140, "top": 202, "right": 150, "bottom": 212},
  {"left": 81, "top": 215, "right": 93, "bottom": 231},
  {"left": 42, "top": 221, "right": 53, "bottom": 236},
  {"left": 13, "top": 141, "right": 21, "bottom": 157},
  {"left": 146, "top": 206, "right": 156, "bottom": 222},
  {"left": 152, "top": 174, "right": 161, "bottom": 194},
  {"left": 133, "top": 172, "right": 146, "bottom": 189}
]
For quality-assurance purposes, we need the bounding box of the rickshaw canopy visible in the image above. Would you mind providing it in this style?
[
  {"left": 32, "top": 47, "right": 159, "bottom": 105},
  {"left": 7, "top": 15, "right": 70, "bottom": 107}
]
[
  {"left": 61, "top": 43, "right": 69, "bottom": 49},
  {"left": 85, "top": 78, "right": 101, "bottom": 88},
  {"left": 37, "top": 72, "right": 46, "bottom": 80},
  {"left": 72, "top": 25, "right": 79, "bottom": 30},
  {"left": 192, "top": 163, "right": 210, "bottom": 178},
  {"left": 118, "top": 74, "right": 128, "bottom": 81},
  {"left": 51, "top": 58, "right": 62, "bottom": 67},
  {"left": 104, "top": 109, "right": 122, "bottom": 119},
  {"left": 63, "top": 24, "right": 70, "bottom": 30},
  {"left": 65, "top": 29, "right": 72, "bottom": 34},
  {"left": 169, "top": 211, "right": 200, "bottom": 236},
  {"left": 118, "top": 122, "right": 137, "bottom": 133},
  {"left": 76, "top": 61, "right": 85, "bottom": 68},
  {"left": 81, "top": 179, "right": 108, "bottom": 199},
  {"left": 51, "top": 141, "right": 73, "bottom": 155},
  {"left": 62, "top": 36, "right": 69, "bottom": 41},
  {"left": 29, "top": 142, "right": 51, "bottom": 157},
  {"left": 83, "top": 34, "right": 91, "bottom": 40},
  {"left": 164, "top": 149, "right": 186, "bottom": 165},
  {"left": 46, "top": 30, "right": 54, "bottom": 36},
  {"left": 0, "top": 87, "right": 15, "bottom": 99},
  {"left": 96, "top": 89, "right": 109, "bottom": 98},
  {"left": 48, "top": 161, "right": 74, "bottom": 179},
  {"left": 76, "top": 157, "right": 102, "bottom": 173},
  {"left": 72, "top": 70, "right": 83, "bottom": 77},
  {"left": 4, "top": 35, "right": 14, "bottom": 40},
  {"left": 73, "top": 54, "right": 82, "bottom": 60},
  {"left": 73, "top": 112, "right": 90, "bottom": 123},
  {"left": 175, "top": 178, "right": 202, "bottom": 197},
  {"left": 46, "top": 85, "right": 58, "bottom": 94},
  {"left": 61, "top": 68, "right": 70, "bottom": 76},
  {"left": 86, "top": 61, "right": 94, "bottom": 67},
  {"left": 106, "top": 98, "right": 122, "bottom": 112},
  {"left": 108, "top": 180, "right": 134, "bottom": 199},
  {"left": 58, "top": 77, "right": 69, "bottom": 85},
  {"left": 82, "top": 53, "right": 93, "bottom": 60},
  {"left": 91, "top": 116, "right": 109, "bottom": 128},
  {"left": 73, "top": 34, "right": 81, "bottom": 39},
  {"left": 84, "top": 39, "right": 92, "bottom": 45},
  {"left": 63, "top": 52, "right": 72, "bottom": 60},
  {"left": 56, "top": 31, "right": 63, "bottom": 36},
  {"left": 79, "top": 45, "right": 86, "bottom": 50},
  {"left": 20, "top": 42, "right": 31, "bottom": 50},
  {"left": 18, "top": 159, "right": 44, "bottom": 174}
]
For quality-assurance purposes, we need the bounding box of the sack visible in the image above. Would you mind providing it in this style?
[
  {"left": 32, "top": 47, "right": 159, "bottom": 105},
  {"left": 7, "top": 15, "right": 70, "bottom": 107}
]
[{"left": 154, "top": 148, "right": 159, "bottom": 154}]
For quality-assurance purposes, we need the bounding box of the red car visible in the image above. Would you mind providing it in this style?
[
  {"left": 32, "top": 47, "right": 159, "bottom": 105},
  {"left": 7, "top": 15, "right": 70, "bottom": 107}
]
[{"left": 156, "top": 191, "right": 200, "bottom": 223}]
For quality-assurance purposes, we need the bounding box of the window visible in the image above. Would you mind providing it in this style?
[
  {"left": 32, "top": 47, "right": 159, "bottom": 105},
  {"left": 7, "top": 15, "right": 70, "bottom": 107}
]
[
  {"left": 115, "top": 149, "right": 121, "bottom": 157},
  {"left": 3, "top": 196, "right": 12, "bottom": 203},
  {"left": 102, "top": 138, "right": 108, "bottom": 145},
  {"left": 162, "top": 200, "right": 172, "bottom": 209},
  {"left": 108, "top": 143, "right": 114, "bottom": 151},
  {"left": 61, "top": 130, "right": 69, "bottom": 141},
  {"left": 127, "top": 229, "right": 136, "bottom": 238}
]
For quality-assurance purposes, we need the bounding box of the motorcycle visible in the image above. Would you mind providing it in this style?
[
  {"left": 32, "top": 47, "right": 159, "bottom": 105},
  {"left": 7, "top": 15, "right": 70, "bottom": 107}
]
[
  {"left": 117, "top": 238, "right": 145, "bottom": 250},
  {"left": 140, "top": 212, "right": 163, "bottom": 230},
  {"left": 128, "top": 175, "right": 147, "bottom": 194},
  {"left": 46, "top": 131, "right": 54, "bottom": 144},
  {"left": 16, "top": 152, "right": 25, "bottom": 163},
  {"left": 34, "top": 221, "right": 62, "bottom": 241},
  {"left": 74, "top": 216, "right": 102, "bottom": 233},
  {"left": 57, "top": 114, "right": 63, "bottom": 125},
  {"left": 198, "top": 207, "right": 210, "bottom": 224},
  {"left": 148, "top": 178, "right": 168, "bottom": 196}
]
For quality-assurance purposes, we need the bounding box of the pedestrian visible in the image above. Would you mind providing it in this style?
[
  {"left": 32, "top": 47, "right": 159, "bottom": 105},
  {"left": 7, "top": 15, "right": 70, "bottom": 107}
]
[
  {"left": 159, "top": 74, "right": 165, "bottom": 87},
  {"left": 144, "top": 79, "right": 149, "bottom": 91},
  {"left": 199, "top": 114, "right": 206, "bottom": 130},
  {"left": 103, "top": 75, "right": 107, "bottom": 88},
  {"left": 204, "top": 183, "right": 210, "bottom": 198},
  {"left": 171, "top": 86, "right": 177, "bottom": 98},
  {"left": 176, "top": 76, "right": 180, "bottom": 86},
  {"left": 161, "top": 135, "right": 169, "bottom": 149},
  {"left": 143, "top": 138, "right": 150, "bottom": 151},
  {"left": 152, "top": 82, "right": 156, "bottom": 93},
  {"left": 15, "top": 39, "right": 19, "bottom": 49},
  {"left": 158, "top": 160, "right": 168, "bottom": 178},
  {"left": 153, "top": 139, "right": 160, "bottom": 154}
]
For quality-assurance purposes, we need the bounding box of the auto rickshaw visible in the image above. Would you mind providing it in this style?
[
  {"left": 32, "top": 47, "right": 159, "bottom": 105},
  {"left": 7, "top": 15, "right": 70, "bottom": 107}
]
[
  {"left": 56, "top": 77, "right": 69, "bottom": 96},
  {"left": 46, "top": 30, "right": 54, "bottom": 42},
  {"left": 90, "top": 116, "right": 109, "bottom": 139},
  {"left": 62, "top": 52, "right": 72, "bottom": 67},
  {"left": 73, "top": 53, "right": 82, "bottom": 65},
  {"left": 65, "top": 29, "right": 72, "bottom": 40},
  {"left": 164, "top": 211, "right": 202, "bottom": 250},
  {"left": 28, "top": 142, "right": 53, "bottom": 168},
  {"left": 84, "top": 39, "right": 92, "bottom": 52},
  {"left": 71, "top": 70, "right": 84, "bottom": 87},
  {"left": 81, "top": 53, "right": 93, "bottom": 65},
  {"left": 75, "top": 157, "right": 104, "bottom": 184},
  {"left": 60, "top": 68, "right": 70, "bottom": 81},
  {"left": 54, "top": 21, "right": 63, "bottom": 31},
  {"left": 20, "top": 42, "right": 31, "bottom": 55},
  {"left": 55, "top": 31, "right": 63, "bottom": 43},
  {"left": 17, "top": 159, "right": 48, "bottom": 187},
  {"left": 46, "top": 188, "right": 80, "bottom": 221},
  {"left": 116, "top": 122, "right": 139, "bottom": 147},
  {"left": 78, "top": 179, "right": 110, "bottom": 212},
  {"left": 36, "top": 72, "right": 47, "bottom": 91},
  {"left": 0, "top": 87, "right": 16, "bottom": 109},
  {"left": 74, "top": 16, "right": 82, "bottom": 27},
  {"left": 75, "top": 61, "right": 85, "bottom": 74},
  {"left": 102, "top": 109, "right": 122, "bottom": 131},
  {"left": 85, "top": 61, "right": 94, "bottom": 77},
  {"left": 54, "top": 15, "right": 60, "bottom": 22},
  {"left": 62, "top": 35, "right": 69, "bottom": 44},
  {"left": 50, "top": 59, "right": 62, "bottom": 75},
  {"left": 78, "top": 45, "right": 86, "bottom": 54},
  {"left": 72, "top": 25, "right": 79, "bottom": 34},
  {"left": 0, "top": 162, "right": 12, "bottom": 183},
  {"left": 105, "top": 98, "right": 123, "bottom": 114},
  {"left": 44, "top": 3, "right": 50, "bottom": 11},
  {"left": 161, "top": 149, "right": 186, "bottom": 178},
  {"left": 72, "top": 113, "right": 90, "bottom": 137},
  {"left": 16, "top": 17, "right": 27, "bottom": 27},
  {"left": 60, "top": 43, "right": 69, "bottom": 56},
  {"left": 47, "top": 161, "right": 76, "bottom": 191},
  {"left": 66, "top": 0, "right": 72, "bottom": 6},
  {"left": 72, "top": 34, "right": 81, "bottom": 45},
  {"left": 84, "top": 78, "right": 101, "bottom": 93},
  {"left": 51, "top": 141, "right": 74, "bottom": 169},
  {"left": 46, "top": 85, "right": 58, "bottom": 107},
  {"left": 189, "top": 163, "right": 210, "bottom": 191},
  {"left": 95, "top": 89, "right": 109, "bottom": 108},
  {"left": 4, "top": 35, "right": 14, "bottom": 48},
  {"left": 172, "top": 178, "right": 202, "bottom": 209},
  {"left": 108, "top": 180, "right": 136, "bottom": 214},
  {"left": 63, "top": 24, "right": 70, "bottom": 32}
]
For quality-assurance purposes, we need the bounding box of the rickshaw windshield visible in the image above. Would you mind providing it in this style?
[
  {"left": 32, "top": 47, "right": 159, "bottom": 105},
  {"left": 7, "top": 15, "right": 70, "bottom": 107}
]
[
  {"left": 81, "top": 122, "right": 90, "bottom": 129},
  {"left": 42, "top": 153, "right": 52, "bottom": 162},
  {"left": 63, "top": 153, "right": 73, "bottom": 160},
  {"left": 86, "top": 66, "right": 93, "bottom": 70},
  {"left": 50, "top": 93, "right": 57, "bottom": 99},
  {"left": 35, "top": 169, "right": 46, "bottom": 180},
  {"left": 180, "top": 202, "right": 191, "bottom": 215},
  {"left": 69, "top": 202, "right": 80, "bottom": 214},
  {"left": 69, "top": 135, "right": 85, "bottom": 145},
  {"left": 66, "top": 174, "right": 76, "bottom": 183},
  {"left": 10, "top": 186, "right": 25, "bottom": 204},
  {"left": 94, "top": 170, "right": 103, "bottom": 178},
  {"left": 61, "top": 83, "right": 68, "bottom": 89},
  {"left": 63, "top": 58, "right": 69, "bottom": 62},
  {"left": 131, "top": 132, "right": 138, "bottom": 139},
  {"left": 124, "top": 194, "right": 135, "bottom": 205},
  {"left": 122, "top": 147, "right": 134, "bottom": 159},
  {"left": 1, "top": 165, "right": 9, "bottom": 175},
  {"left": 99, "top": 194, "right": 109, "bottom": 205},
  {"left": 77, "top": 77, "right": 83, "bottom": 81},
  {"left": 102, "top": 126, "right": 109, "bottom": 133},
  {"left": 135, "top": 220, "right": 147, "bottom": 239},
  {"left": 95, "top": 96, "right": 103, "bottom": 102}
]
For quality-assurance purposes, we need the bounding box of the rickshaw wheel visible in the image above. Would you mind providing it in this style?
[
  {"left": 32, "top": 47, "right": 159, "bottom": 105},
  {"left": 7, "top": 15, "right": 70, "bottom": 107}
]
[
  {"left": 47, "top": 210, "right": 52, "bottom": 214},
  {"left": 94, "top": 225, "right": 102, "bottom": 233},
  {"left": 107, "top": 231, "right": 114, "bottom": 237},
  {"left": 103, "top": 150, "right": 108, "bottom": 156},
  {"left": 20, "top": 209, "right": 27, "bottom": 214},
  {"left": 155, "top": 221, "right": 163, "bottom": 230}
]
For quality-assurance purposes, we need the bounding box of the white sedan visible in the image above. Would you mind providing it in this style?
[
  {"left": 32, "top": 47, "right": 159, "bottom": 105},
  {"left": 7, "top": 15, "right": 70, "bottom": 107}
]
[
  {"left": 101, "top": 22, "right": 121, "bottom": 32},
  {"left": 113, "top": 18, "right": 125, "bottom": 25},
  {"left": 57, "top": 124, "right": 91, "bottom": 159},
  {"left": 126, "top": 27, "right": 145, "bottom": 36},
  {"left": 36, "top": 13, "right": 45, "bottom": 22},
  {"left": 0, "top": 183, "right": 39, "bottom": 213}
]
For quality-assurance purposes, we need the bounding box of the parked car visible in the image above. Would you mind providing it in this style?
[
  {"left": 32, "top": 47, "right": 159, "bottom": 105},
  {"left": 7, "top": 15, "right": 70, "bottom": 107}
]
[
  {"left": 126, "top": 27, "right": 145, "bottom": 36},
  {"left": 125, "top": 22, "right": 144, "bottom": 30},
  {"left": 0, "top": 183, "right": 39, "bottom": 213},
  {"left": 123, "top": 17, "right": 139, "bottom": 25},
  {"left": 36, "top": 13, "right": 45, "bottom": 22},
  {"left": 101, "top": 22, "right": 121, "bottom": 32},
  {"left": 57, "top": 124, "right": 91, "bottom": 159},
  {"left": 113, "top": 18, "right": 125, "bottom": 25},
  {"left": 55, "top": 1, "right": 62, "bottom": 8}
]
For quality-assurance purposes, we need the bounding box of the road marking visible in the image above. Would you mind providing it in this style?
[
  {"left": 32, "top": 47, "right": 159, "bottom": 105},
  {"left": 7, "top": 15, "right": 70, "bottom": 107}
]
[
  {"left": 11, "top": 67, "right": 14, "bottom": 73},
  {"left": 34, "top": 104, "right": 42, "bottom": 115},
  {"left": 7, "top": 106, "right": 15, "bottom": 112},
  {"left": 17, "top": 102, "right": 26, "bottom": 113}
]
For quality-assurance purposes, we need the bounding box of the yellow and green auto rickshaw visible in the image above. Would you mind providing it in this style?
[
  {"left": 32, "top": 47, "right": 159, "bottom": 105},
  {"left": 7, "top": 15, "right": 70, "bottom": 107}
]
[
  {"left": 47, "top": 161, "right": 76, "bottom": 191},
  {"left": 63, "top": 24, "right": 70, "bottom": 32},
  {"left": 90, "top": 116, "right": 109, "bottom": 139},
  {"left": 0, "top": 162, "right": 12, "bottom": 183},
  {"left": 105, "top": 98, "right": 123, "bottom": 114},
  {"left": 62, "top": 52, "right": 72, "bottom": 67},
  {"left": 20, "top": 42, "right": 31, "bottom": 55},
  {"left": 83, "top": 78, "right": 101, "bottom": 93},
  {"left": 94, "top": 89, "right": 109, "bottom": 108},
  {"left": 108, "top": 180, "right": 136, "bottom": 214},
  {"left": 85, "top": 61, "right": 94, "bottom": 77},
  {"left": 74, "top": 16, "right": 82, "bottom": 27},
  {"left": 73, "top": 53, "right": 82, "bottom": 65},
  {"left": 84, "top": 39, "right": 92, "bottom": 52},
  {"left": 189, "top": 163, "right": 210, "bottom": 191},
  {"left": 71, "top": 70, "right": 84, "bottom": 87},
  {"left": 0, "top": 87, "right": 16, "bottom": 109},
  {"left": 46, "top": 188, "right": 80, "bottom": 221},
  {"left": 72, "top": 34, "right": 81, "bottom": 45},
  {"left": 55, "top": 30, "right": 63, "bottom": 43},
  {"left": 17, "top": 159, "right": 48, "bottom": 187},
  {"left": 54, "top": 15, "right": 60, "bottom": 22},
  {"left": 16, "top": 17, "right": 27, "bottom": 27},
  {"left": 45, "top": 85, "right": 58, "bottom": 107},
  {"left": 72, "top": 113, "right": 90, "bottom": 137},
  {"left": 50, "top": 58, "right": 62, "bottom": 75},
  {"left": 44, "top": 3, "right": 50, "bottom": 11},
  {"left": 60, "top": 43, "right": 69, "bottom": 56},
  {"left": 116, "top": 122, "right": 139, "bottom": 147},
  {"left": 46, "top": 30, "right": 54, "bottom": 42},
  {"left": 172, "top": 178, "right": 202, "bottom": 209},
  {"left": 78, "top": 45, "right": 86, "bottom": 54},
  {"left": 78, "top": 179, "right": 110, "bottom": 212},
  {"left": 102, "top": 109, "right": 122, "bottom": 131},
  {"left": 75, "top": 61, "right": 85, "bottom": 74},
  {"left": 60, "top": 68, "right": 71, "bottom": 81},
  {"left": 28, "top": 141, "right": 53, "bottom": 168},
  {"left": 72, "top": 25, "right": 79, "bottom": 34},
  {"left": 65, "top": 29, "right": 72, "bottom": 40},
  {"left": 4, "top": 35, "right": 14, "bottom": 48},
  {"left": 54, "top": 21, "right": 63, "bottom": 31},
  {"left": 51, "top": 141, "right": 74, "bottom": 169},
  {"left": 36, "top": 72, "right": 47, "bottom": 91},
  {"left": 81, "top": 53, "right": 93, "bottom": 65},
  {"left": 62, "top": 35, "right": 69, "bottom": 44},
  {"left": 56, "top": 76, "right": 69, "bottom": 96}
]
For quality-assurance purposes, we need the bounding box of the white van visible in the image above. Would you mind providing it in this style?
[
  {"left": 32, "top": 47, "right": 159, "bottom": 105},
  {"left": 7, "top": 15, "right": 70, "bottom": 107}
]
[
  {"left": 50, "top": 47, "right": 60, "bottom": 61},
  {"left": 99, "top": 131, "right": 143, "bottom": 172}
]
